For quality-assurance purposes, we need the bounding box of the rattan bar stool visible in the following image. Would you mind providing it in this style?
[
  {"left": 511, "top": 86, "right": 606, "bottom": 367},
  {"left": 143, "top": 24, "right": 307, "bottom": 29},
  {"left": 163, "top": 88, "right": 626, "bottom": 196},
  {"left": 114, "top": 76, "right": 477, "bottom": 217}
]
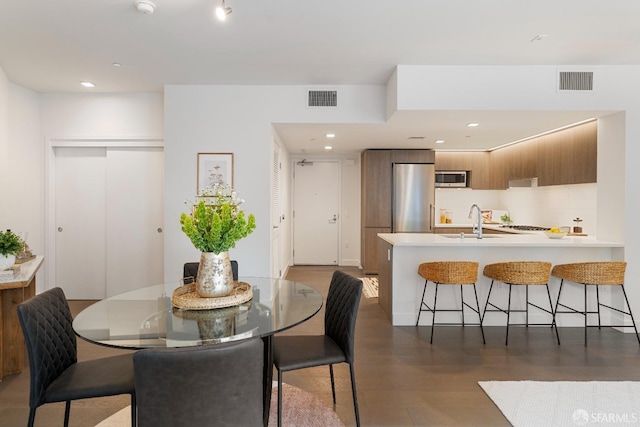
[
  {"left": 416, "top": 261, "right": 485, "bottom": 344},
  {"left": 482, "top": 261, "right": 559, "bottom": 345},
  {"left": 551, "top": 261, "right": 640, "bottom": 346}
]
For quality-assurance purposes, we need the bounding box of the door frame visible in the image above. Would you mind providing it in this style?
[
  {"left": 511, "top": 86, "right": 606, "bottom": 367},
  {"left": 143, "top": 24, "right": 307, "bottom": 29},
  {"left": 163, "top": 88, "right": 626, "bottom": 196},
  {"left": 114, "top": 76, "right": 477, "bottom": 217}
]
[
  {"left": 291, "top": 158, "right": 342, "bottom": 266},
  {"left": 44, "top": 135, "right": 164, "bottom": 292}
]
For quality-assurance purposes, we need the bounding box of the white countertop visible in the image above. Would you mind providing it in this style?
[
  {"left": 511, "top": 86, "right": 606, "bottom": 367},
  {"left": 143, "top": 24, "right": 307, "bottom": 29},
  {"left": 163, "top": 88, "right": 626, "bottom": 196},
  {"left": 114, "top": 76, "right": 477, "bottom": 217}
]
[{"left": 378, "top": 232, "right": 623, "bottom": 248}]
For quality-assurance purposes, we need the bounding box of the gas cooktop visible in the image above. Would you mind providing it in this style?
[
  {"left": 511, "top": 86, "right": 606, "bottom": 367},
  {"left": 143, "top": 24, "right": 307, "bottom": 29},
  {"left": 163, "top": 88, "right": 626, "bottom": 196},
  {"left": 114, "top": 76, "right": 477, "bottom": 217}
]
[{"left": 499, "top": 225, "right": 551, "bottom": 231}]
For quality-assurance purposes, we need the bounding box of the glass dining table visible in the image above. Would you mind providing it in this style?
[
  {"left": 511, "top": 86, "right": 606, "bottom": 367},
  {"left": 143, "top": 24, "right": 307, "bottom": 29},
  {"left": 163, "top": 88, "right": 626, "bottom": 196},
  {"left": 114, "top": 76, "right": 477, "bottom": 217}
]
[{"left": 73, "top": 276, "right": 324, "bottom": 426}]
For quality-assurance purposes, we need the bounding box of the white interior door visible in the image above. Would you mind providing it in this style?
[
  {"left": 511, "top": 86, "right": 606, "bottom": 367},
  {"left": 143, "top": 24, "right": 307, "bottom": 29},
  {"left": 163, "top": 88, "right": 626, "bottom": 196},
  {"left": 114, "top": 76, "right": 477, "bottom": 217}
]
[
  {"left": 55, "top": 146, "right": 164, "bottom": 299},
  {"left": 55, "top": 147, "right": 107, "bottom": 299},
  {"left": 293, "top": 161, "right": 340, "bottom": 265},
  {"left": 106, "top": 148, "right": 164, "bottom": 296}
]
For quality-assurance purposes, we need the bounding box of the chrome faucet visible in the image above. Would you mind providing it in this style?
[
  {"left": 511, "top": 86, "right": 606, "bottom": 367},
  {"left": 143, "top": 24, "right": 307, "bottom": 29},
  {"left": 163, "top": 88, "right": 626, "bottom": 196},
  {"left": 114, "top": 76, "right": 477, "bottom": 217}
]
[{"left": 468, "top": 204, "right": 483, "bottom": 239}]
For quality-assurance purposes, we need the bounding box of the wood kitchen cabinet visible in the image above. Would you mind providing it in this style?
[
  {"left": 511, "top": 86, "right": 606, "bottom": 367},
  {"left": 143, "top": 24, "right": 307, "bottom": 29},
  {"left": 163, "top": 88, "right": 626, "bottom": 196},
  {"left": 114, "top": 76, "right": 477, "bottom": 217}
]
[
  {"left": 391, "top": 149, "right": 435, "bottom": 164},
  {"left": 434, "top": 151, "right": 491, "bottom": 189},
  {"left": 537, "top": 120, "right": 597, "bottom": 186},
  {"left": 363, "top": 227, "right": 391, "bottom": 274}
]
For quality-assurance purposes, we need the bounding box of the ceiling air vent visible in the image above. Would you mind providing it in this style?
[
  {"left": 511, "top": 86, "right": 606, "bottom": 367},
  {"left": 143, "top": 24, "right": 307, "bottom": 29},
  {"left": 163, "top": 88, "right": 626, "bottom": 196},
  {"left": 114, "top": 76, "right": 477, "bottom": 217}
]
[
  {"left": 558, "top": 71, "right": 594, "bottom": 91},
  {"left": 307, "top": 90, "right": 338, "bottom": 107}
]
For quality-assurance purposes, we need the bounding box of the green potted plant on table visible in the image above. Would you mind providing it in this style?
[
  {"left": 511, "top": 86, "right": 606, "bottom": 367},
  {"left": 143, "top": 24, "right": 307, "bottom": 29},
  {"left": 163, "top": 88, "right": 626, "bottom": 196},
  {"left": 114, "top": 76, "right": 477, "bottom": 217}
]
[
  {"left": 0, "top": 230, "right": 24, "bottom": 270},
  {"left": 180, "top": 184, "right": 256, "bottom": 298}
]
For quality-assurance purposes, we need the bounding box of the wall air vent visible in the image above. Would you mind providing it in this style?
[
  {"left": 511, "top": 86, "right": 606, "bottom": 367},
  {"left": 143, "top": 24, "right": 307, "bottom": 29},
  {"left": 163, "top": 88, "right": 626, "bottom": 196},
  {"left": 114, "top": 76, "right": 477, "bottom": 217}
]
[
  {"left": 558, "top": 71, "right": 594, "bottom": 91},
  {"left": 307, "top": 90, "right": 338, "bottom": 107}
]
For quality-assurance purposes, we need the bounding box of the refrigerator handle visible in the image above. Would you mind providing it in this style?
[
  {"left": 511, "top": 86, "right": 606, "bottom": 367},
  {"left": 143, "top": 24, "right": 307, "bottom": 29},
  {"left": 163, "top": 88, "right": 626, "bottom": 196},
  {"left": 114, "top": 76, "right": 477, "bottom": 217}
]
[{"left": 430, "top": 204, "right": 435, "bottom": 232}]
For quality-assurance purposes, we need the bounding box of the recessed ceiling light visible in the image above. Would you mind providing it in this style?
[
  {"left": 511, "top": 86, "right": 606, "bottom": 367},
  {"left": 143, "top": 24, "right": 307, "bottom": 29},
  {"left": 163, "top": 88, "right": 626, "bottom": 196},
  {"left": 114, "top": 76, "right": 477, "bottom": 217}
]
[
  {"left": 435, "top": 140, "right": 445, "bottom": 144},
  {"left": 324, "top": 146, "right": 333, "bottom": 150},
  {"left": 326, "top": 133, "right": 335, "bottom": 138},
  {"left": 80, "top": 81, "right": 95, "bottom": 88},
  {"left": 112, "top": 62, "right": 122, "bottom": 67},
  {"left": 467, "top": 123, "right": 479, "bottom": 127}
]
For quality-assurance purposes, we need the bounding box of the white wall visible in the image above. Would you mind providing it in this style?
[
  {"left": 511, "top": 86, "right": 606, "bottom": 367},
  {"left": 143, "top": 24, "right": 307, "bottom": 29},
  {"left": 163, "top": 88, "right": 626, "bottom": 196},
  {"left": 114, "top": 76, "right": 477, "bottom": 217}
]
[
  {"left": 0, "top": 67, "right": 10, "bottom": 223},
  {"left": 164, "top": 85, "right": 385, "bottom": 280}
]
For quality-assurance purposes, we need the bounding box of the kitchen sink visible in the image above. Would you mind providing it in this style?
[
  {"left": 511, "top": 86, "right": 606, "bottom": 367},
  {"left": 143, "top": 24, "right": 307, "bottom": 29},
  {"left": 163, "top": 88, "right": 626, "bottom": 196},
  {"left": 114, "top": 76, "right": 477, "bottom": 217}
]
[{"left": 440, "top": 234, "right": 502, "bottom": 239}]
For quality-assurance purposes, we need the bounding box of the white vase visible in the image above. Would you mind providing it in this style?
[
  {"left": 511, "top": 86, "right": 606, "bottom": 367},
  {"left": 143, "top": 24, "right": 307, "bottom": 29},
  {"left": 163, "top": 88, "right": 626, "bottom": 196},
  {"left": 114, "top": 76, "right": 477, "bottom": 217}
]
[
  {"left": 0, "top": 254, "right": 16, "bottom": 270},
  {"left": 196, "top": 251, "right": 235, "bottom": 298}
]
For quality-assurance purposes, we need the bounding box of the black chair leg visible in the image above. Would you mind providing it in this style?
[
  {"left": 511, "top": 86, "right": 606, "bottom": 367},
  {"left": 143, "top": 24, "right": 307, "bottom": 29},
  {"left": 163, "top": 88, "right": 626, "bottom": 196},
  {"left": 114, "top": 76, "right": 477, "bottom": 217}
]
[
  {"left": 277, "top": 370, "right": 283, "bottom": 427},
  {"left": 329, "top": 364, "right": 337, "bottom": 405},
  {"left": 416, "top": 280, "right": 428, "bottom": 326},
  {"left": 27, "top": 408, "right": 36, "bottom": 427},
  {"left": 620, "top": 286, "right": 640, "bottom": 345},
  {"left": 460, "top": 285, "right": 465, "bottom": 326},
  {"left": 64, "top": 401, "right": 71, "bottom": 427},
  {"left": 130, "top": 393, "right": 137, "bottom": 427},
  {"left": 349, "top": 363, "right": 361, "bottom": 427},
  {"left": 584, "top": 284, "right": 588, "bottom": 346},
  {"left": 505, "top": 285, "right": 513, "bottom": 345}
]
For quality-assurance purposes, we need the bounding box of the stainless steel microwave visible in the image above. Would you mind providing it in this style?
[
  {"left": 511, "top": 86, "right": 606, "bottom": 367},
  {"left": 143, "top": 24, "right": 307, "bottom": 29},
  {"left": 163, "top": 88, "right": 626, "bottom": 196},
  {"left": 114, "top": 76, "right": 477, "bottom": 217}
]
[{"left": 435, "top": 170, "right": 468, "bottom": 187}]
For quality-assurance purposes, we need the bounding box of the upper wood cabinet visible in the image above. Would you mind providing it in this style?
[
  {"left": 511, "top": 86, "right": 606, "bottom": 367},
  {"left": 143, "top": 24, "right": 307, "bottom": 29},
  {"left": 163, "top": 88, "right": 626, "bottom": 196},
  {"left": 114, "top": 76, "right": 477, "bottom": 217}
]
[
  {"left": 537, "top": 120, "right": 597, "bottom": 186},
  {"left": 435, "top": 120, "right": 597, "bottom": 189},
  {"left": 361, "top": 150, "right": 392, "bottom": 228},
  {"left": 391, "top": 149, "right": 435, "bottom": 164}
]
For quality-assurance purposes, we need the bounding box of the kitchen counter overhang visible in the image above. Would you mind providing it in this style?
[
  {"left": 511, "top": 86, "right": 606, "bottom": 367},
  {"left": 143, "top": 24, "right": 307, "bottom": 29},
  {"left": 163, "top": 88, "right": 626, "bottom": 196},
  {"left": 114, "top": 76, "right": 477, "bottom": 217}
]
[{"left": 377, "top": 233, "right": 625, "bottom": 327}]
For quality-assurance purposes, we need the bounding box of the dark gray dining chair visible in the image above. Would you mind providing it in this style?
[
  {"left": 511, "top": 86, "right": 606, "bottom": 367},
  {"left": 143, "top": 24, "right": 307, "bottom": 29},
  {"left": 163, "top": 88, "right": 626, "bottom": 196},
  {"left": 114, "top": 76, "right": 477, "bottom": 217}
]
[
  {"left": 183, "top": 260, "right": 238, "bottom": 283},
  {"left": 16, "top": 287, "right": 136, "bottom": 427},
  {"left": 133, "top": 338, "right": 263, "bottom": 427},
  {"left": 272, "top": 270, "right": 363, "bottom": 427}
]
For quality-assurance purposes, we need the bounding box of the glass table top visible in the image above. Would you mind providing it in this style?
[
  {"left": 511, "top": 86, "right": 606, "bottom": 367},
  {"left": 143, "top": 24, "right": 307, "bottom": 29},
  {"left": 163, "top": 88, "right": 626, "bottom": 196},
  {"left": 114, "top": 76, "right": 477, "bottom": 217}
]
[{"left": 73, "top": 277, "right": 323, "bottom": 349}]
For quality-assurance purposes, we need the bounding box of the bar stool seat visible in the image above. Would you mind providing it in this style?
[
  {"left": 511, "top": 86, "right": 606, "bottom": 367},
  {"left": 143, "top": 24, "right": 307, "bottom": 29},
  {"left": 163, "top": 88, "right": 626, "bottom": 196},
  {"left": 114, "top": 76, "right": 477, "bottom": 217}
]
[
  {"left": 416, "top": 261, "right": 485, "bottom": 344},
  {"left": 482, "top": 261, "right": 559, "bottom": 345},
  {"left": 551, "top": 261, "right": 640, "bottom": 346}
]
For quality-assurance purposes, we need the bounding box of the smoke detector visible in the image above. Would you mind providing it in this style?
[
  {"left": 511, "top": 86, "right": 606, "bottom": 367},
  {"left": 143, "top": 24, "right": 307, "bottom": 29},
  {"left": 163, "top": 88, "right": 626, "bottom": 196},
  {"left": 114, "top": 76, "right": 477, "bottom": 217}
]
[{"left": 134, "top": 0, "right": 156, "bottom": 14}]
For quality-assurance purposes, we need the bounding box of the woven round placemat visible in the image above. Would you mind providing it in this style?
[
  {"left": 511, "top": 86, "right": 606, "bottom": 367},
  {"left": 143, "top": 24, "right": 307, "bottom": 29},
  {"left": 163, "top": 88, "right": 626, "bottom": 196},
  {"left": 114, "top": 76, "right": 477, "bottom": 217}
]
[{"left": 172, "top": 281, "right": 253, "bottom": 310}]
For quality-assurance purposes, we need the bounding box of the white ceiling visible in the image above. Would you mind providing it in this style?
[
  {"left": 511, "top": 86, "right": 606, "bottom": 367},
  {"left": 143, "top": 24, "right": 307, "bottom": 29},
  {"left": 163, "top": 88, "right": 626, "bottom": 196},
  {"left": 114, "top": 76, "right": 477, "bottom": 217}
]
[{"left": 1, "top": 0, "right": 636, "bottom": 153}]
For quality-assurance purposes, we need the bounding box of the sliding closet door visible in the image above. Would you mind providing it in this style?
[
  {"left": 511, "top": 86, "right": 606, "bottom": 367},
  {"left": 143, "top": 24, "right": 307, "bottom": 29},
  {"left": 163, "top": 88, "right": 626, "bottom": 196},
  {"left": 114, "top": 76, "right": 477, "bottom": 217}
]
[{"left": 55, "top": 147, "right": 108, "bottom": 299}]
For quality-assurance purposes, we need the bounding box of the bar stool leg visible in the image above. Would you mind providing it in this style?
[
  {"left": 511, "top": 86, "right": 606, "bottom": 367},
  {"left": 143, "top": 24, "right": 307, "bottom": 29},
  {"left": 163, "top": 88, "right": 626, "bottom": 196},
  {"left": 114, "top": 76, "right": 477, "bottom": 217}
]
[
  {"left": 483, "top": 280, "right": 495, "bottom": 321},
  {"left": 472, "top": 283, "right": 486, "bottom": 344},
  {"left": 525, "top": 285, "right": 530, "bottom": 327},
  {"left": 620, "top": 286, "right": 640, "bottom": 345},
  {"left": 416, "top": 280, "right": 428, "bottom": 326},
  {"left": 431, "top": 282, "right": 440, "bottom": 344},
  {"left": 506, "top": 285, "right": 513, "bottom": 345},
  {"left": 596, "top": 285, "right": 602, "bottom": 329},
  {"left": 584, "top": 284, "right": 588, "bottom": 347},
  {"left": 460, "top": 285, "right": 466, "bottom": 326},
  {"left": 545, "top": 284, "right": 560, "bottom": 345}
]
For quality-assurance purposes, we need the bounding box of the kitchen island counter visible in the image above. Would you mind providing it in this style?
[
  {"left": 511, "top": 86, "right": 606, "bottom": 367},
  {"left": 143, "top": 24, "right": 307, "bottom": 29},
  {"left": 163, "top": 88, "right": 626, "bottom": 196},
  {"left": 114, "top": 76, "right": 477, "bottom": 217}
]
[{"left": 377, "top": 233, "right": 624, "bottom": 327}]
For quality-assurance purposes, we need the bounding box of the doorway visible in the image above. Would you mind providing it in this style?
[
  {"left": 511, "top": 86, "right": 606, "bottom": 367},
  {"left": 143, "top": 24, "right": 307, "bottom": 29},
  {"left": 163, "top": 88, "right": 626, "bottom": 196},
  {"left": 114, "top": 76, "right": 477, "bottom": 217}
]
[{"left": 292, "top": 160, "right": 340, "bottom": 265}]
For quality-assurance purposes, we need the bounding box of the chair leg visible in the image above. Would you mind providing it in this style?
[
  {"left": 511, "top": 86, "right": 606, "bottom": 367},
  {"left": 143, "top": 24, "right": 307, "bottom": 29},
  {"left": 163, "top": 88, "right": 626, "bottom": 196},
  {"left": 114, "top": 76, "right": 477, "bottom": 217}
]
[
  {"left": 584, "top": 284, "right": 588, "bottom": 346},
  {"left": 277, "top": 370, "right": 283, "bottom": 427},
  {"left": 349, "top": 363, "right": 361, "bottom": 427},
  {"left": 545, "top": 284, "right": 560, "bottom": 345},
  {"left": 130, "top": 393, "right": 137, "bottom": 427},
  {"left": 620, "top": 286, "right": 640, "bottom": 346},
  {"left": 472, "top": 283, "right": 486, "bottom": 344},
  {"left": 430, "top": 282, "right": 440, "bottom": 344},
  {"left": 416, "top": 280, "right": 428, "bottom": 326},
  {"left": 64, "top": 401, "right": 71, "bottom": 427},
  {"left": 27, "top": 408, "right": 36, "bottom": 427},
  {"left": 329, "top": 364, "right": 337, "bottom": 405},
  {"left": 482, "top": 280, "right": 495, "bottom": 321},
  {"left": 525, "top": 285, "right": 529, "bottom": 327},
  {"left": 505, "top": 285, "right": 513, "bottom": 345}
]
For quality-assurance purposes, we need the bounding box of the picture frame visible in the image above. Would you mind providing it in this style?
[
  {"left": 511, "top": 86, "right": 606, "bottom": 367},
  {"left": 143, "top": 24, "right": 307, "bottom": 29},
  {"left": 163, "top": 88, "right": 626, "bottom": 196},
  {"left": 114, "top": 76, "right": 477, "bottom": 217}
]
[{"left": 197, "top": 153, "right": 234, "bottom": 192}]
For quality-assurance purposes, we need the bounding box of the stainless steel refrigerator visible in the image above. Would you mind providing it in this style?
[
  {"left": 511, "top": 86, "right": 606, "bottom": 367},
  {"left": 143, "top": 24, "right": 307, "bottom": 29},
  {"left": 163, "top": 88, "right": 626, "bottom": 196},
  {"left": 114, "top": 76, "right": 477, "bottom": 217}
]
[{"left": 392, "top": 163, "right": 436, "bottom": 233}]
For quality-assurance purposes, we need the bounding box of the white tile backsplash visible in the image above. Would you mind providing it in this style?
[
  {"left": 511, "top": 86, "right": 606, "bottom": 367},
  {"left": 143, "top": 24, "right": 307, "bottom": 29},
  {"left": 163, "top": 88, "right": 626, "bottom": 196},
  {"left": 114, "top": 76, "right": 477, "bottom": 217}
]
[{"left": 436, "top": 183, "right": 597, "bottom": 234}]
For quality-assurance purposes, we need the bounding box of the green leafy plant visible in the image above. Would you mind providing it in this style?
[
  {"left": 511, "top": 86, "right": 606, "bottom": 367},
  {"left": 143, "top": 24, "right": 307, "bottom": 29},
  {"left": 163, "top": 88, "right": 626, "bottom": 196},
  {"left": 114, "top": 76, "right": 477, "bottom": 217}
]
[
  {"left": 0, "top": 230, "right": 24, "bottom": 256},
  {"left": 180, "top": 185, "right": 256, "bottom": 254},
  {"left": 500, "top": 214, "right": 512, "bottom": 224}
]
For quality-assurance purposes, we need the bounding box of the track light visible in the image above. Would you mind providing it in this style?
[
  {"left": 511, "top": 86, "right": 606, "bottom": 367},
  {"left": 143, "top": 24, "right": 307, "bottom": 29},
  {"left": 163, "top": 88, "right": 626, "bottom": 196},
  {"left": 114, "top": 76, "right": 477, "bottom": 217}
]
[{"left": 215, "top": 0, "right": 232, "bottom": 20}]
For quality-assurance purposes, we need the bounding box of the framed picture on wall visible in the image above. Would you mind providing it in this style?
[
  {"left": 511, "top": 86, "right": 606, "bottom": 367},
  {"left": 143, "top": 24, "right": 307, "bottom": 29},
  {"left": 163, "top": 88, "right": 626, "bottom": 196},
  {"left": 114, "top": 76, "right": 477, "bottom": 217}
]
[{"left": 197, "top": 153, "right": 234, "bottom": 192}]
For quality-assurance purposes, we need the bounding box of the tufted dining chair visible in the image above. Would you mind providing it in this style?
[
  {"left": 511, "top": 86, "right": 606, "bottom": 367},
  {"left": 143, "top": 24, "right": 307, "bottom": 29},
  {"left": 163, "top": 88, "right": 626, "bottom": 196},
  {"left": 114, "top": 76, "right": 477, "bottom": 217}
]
[
  {"left": 16, "top": 287, "right": 136, "bottom": 427},
  {"left": 272, "top": 270, "right": 363, "bottom": 427}
]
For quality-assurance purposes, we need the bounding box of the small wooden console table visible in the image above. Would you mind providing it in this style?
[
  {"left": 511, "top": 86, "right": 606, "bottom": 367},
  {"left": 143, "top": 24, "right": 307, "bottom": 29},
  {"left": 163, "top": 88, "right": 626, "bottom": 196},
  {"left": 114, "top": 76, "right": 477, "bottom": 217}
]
[{"left": 0, "top": 256, "right": 43, "bottom": 380}]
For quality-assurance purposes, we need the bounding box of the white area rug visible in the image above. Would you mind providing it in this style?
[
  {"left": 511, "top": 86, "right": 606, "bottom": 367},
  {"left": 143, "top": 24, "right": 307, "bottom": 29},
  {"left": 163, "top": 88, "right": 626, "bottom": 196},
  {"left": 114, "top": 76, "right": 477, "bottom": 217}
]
[
  {"left": 361, "top": 276, "right": 378, "bottom": 298},
  {"left": 96, "top": 382, "right": 343, "bottom": 427},
  {"left": 479, "top": 381, "right": 640, "bottom": 427}
]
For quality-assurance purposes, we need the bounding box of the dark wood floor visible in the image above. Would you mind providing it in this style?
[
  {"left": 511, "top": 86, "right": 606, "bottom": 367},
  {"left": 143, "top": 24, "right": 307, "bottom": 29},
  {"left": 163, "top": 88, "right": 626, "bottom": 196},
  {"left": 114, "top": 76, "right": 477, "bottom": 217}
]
[{"left": 2, "top": 265, "right": 640, "bottom": 426}]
